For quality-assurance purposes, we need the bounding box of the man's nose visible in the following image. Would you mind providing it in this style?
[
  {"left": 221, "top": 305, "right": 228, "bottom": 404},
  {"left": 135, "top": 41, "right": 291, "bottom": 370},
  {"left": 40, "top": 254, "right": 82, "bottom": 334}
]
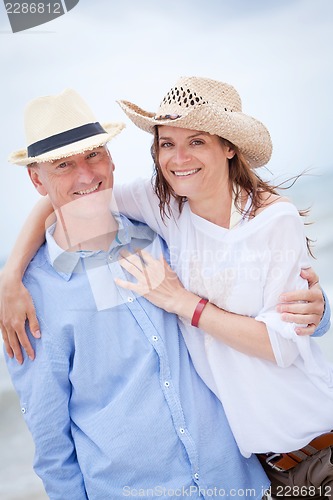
[{"left": 75, "top": 160, "right": 95, "bottom": 182}]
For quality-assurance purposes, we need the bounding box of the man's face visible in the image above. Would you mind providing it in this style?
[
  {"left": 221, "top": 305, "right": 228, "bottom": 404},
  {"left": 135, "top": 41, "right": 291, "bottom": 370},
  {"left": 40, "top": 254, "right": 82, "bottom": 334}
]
[{"left": 28, "top": 146, "right": 115, "bottom": 215}]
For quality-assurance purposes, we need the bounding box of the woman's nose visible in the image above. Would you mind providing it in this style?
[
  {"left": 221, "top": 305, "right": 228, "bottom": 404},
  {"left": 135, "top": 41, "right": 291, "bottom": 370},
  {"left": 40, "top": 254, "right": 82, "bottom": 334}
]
[{"left": 172, "top": 146, "right": 191, "bottom": 165}]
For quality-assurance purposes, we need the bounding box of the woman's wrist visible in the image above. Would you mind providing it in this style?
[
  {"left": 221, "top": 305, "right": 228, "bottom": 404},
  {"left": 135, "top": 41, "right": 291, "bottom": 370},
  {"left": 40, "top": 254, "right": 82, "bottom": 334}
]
[
  {"left": 0, "top": 259, "right": 28, "bottom": 295},
  {"left": 170, "top": 289, "right": 207, "bottom": 324},
  {"left": 1, "top": 263, "right": 25, "bottom": 283},
  {"left": 191, "top": 298, "right": 209, "bottom": 327},
  {"left": 2, "top": 246, "right": 32, "bottom": 280}
]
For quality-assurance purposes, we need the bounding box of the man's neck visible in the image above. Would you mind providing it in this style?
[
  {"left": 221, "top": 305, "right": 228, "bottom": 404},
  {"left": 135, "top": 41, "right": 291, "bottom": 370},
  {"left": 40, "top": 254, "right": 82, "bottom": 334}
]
[{"left": 53, "top": 208, "right": 119, "bottom": 252}]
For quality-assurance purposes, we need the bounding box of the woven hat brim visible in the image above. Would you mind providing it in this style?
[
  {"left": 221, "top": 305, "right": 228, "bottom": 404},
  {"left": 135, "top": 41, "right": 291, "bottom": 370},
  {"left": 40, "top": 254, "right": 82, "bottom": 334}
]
[
  {"left": 9, "top": 122, "right": 125, "bottom": 166},
  {"left": 118, "top": 100, "right": 272, "bottom": 168}
]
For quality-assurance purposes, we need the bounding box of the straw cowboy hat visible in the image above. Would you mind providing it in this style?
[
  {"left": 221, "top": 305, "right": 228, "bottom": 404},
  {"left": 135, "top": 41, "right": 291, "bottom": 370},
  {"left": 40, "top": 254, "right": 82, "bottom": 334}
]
[
  {"left": 118, "top": 76, "right": 272, "bottom": 168},
  {"left": 10, "top": 88, "right": 125, "bottom": 166}
]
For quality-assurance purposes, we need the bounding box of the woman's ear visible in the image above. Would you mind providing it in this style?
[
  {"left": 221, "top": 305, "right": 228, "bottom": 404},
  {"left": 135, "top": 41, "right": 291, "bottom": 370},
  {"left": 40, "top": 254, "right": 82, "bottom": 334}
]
[
  {"left": 226, "top": 146, "right": 236, "bottom": 160},
  {"left": 27, "top": 166, "right": 48, "bottom": 196}
]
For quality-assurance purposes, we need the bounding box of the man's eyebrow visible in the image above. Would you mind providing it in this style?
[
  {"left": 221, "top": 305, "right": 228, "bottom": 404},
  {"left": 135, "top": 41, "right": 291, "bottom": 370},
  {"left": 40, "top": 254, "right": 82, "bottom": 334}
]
[
  {"left": 50, "top": 147, "right": 104, "bottom": 165},
  {"left": 51, "top": 158, "right": 67, "bottom": 164}
]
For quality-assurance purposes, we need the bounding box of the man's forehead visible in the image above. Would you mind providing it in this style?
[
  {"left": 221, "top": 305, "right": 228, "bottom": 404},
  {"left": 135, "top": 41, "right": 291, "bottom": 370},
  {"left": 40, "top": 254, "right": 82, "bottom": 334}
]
[{"left": 50, "top": 145, "right": 108, "bottom": 164}]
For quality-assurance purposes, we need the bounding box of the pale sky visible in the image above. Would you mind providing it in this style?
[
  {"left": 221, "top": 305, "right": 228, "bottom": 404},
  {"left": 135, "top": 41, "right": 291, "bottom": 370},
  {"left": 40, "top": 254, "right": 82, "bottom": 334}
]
[{"left": 0, "top": 0, "right": 332, "bottom": 261}]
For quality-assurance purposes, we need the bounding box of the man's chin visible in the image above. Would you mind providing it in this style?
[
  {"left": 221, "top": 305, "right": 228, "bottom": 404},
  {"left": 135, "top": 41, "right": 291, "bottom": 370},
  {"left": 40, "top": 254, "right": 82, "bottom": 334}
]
[{"left": 62, "top": 189, "right": 113, "bottom": 214}]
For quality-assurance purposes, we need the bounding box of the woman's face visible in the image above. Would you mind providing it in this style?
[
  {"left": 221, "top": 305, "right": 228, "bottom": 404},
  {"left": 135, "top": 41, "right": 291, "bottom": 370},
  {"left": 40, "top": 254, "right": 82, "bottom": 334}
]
[{"left": 157, "top": 126, "right": 235, "bottom": 202}]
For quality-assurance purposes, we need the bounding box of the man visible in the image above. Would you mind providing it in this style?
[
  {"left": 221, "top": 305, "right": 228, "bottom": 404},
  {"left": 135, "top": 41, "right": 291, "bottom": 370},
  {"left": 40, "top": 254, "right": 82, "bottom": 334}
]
[{"left": 4, "top": 89, "right": 269, "bottom": 499}]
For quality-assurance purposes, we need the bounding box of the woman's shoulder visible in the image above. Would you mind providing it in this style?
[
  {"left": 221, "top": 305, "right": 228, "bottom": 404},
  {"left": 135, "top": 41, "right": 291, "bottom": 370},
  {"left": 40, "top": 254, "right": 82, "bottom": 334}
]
[{"left": 253, "top": 191, "right": 292, "bottom": 217}]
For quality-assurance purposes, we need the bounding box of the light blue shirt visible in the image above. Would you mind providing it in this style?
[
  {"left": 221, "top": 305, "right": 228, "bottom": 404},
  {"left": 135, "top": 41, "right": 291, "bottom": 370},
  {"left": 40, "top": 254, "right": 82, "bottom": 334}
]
[
  {"left": 5, "top": 215, "right": 269, "bottom": 500},
  {"left": 313, "top": 290, "right": 331, "bottom": 336}
]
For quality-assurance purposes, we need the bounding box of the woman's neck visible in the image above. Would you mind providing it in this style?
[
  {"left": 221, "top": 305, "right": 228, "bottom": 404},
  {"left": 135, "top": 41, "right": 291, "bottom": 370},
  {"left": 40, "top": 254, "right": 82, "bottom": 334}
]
[
  {"left": 188, "top": 184, "right": 233, "bottom": 228},
  {"left": 188, "top": 186, "right": 248, "bottom": 228}
]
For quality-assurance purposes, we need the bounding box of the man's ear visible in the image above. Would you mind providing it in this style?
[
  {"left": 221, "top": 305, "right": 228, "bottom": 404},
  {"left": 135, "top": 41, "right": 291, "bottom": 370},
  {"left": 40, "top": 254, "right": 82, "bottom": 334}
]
[
  {"left": 106, "top": 148, "right": 115, "bottom": 171},
  {"left": 27, "top": 165, "right": 48, "bottom": 196}
]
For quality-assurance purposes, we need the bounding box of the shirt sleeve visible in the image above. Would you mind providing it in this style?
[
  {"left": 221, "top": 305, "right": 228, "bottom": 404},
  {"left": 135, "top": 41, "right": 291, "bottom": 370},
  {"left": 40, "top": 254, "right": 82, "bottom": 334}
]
[
  {"left": 254, "top": 207, "right": 315, "bottom": 368},
  {"left": 5, "top": 323, "right": 88, "bottom": 500},
  {"left": 312, "top": 289, "right": 331, "bottom": 337},
  {"left": 114, "top": 179, "right": 170, "bottom": 241}
]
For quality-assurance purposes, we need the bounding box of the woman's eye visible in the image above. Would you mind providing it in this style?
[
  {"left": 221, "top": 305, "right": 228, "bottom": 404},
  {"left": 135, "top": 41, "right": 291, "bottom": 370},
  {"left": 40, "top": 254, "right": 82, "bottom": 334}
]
[
  {"left": 160, "top": 142, "right": 173, "bottom": 148},
  {"left": 191, "top": 140, "right": 204, "bottom": 146}
]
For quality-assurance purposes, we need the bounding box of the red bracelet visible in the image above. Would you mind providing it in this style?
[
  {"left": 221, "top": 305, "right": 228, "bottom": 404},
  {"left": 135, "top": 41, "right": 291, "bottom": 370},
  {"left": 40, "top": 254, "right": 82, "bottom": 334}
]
[{"left": 191, "top": 298, "right": 208, "bottom": 327}]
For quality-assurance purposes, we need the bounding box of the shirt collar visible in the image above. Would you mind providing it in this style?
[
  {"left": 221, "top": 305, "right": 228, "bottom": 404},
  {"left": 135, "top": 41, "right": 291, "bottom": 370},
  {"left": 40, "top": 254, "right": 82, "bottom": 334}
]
[{"left": 45, "top": 213, "right": 155, "bottom": 280}]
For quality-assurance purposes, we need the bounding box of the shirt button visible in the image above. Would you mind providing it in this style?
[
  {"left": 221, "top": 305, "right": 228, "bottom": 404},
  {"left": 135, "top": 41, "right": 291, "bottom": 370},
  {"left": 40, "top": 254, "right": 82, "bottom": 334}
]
[
  {"left": 21, "top": 407, "right": 26, "bottom": 414},
  {"left": 152, "top": 336, "right": 158, "bottom": 341},
  {"left": 179, "top": 427, "right": 185, "bottom": 434},
  {"left": 194, "top": 473, "right": 199, "bottom": 480},
  {"left": 164, "top": 381, "right": 170, "bottom": 388},
  {"left": 127, "top": 297, "right": 134, "bottom": 303},
  {"left": 108, "top": 255, "right": 113, "bottom": 261}
]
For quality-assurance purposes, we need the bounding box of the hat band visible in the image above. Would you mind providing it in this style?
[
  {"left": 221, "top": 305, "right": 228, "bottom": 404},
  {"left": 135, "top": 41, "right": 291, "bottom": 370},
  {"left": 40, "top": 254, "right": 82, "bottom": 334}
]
[{"left": 27, "top": 122, "right": 107, "bottom": 157}]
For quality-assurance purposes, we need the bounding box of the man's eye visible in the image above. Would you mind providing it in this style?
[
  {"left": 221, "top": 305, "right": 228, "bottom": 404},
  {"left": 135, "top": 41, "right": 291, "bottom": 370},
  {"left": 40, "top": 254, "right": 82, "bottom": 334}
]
[
  {"left": 87, "top": 151, "right": 98, "bottom": 159},
  {"left": 56, "top": 162, "right": 68, "bottom": 169}
]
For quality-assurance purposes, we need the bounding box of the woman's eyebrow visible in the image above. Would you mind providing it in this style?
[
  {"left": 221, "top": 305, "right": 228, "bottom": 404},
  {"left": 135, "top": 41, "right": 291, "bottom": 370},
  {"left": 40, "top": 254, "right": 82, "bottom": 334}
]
[{"left": 158, "top": 132, "right": 208, "bottom": 141}]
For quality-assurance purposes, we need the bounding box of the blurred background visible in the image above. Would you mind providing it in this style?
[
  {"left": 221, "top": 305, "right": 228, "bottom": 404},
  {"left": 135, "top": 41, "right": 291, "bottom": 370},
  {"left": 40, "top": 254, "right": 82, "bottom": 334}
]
[{"left": 0, "top": 0, "right": 332, "bottom": 498}]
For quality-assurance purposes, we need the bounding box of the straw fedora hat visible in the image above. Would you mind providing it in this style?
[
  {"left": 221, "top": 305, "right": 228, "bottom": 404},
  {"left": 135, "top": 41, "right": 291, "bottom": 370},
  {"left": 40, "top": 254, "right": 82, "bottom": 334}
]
[
  {"left": 118, "top": 76, "right": 272, "bottom": 168},
  {"left": 10, "top": 88, "right": 125, "bottom": 166}
]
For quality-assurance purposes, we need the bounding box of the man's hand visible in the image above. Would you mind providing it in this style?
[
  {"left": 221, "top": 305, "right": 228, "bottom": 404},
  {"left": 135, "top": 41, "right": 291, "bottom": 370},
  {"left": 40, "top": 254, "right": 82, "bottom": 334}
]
[
  {"left": 0, "top": 272, "right": 40, "bottom": 364},
  {"left": 277, "top": 268, "right": 324, "bottom": 335}
]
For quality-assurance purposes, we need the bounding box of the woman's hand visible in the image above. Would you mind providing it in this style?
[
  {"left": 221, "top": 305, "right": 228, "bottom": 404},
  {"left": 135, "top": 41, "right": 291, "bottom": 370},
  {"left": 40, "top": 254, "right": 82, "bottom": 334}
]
[
  {"left": 277, "top": 267, "right": 324, "bottom": 335},
  {"left": 0, "top": 272, "right": 40, "bottom": 364},
  {"left": 115, "top": 249, "right": 189, "bottom": 315}
]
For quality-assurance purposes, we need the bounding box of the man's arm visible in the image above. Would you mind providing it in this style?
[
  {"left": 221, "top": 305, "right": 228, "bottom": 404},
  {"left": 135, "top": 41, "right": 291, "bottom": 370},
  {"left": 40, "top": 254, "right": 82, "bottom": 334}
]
[
  {"left": 277, "top": 268, "right": 330, "bottom": 336},
  {"left": 5, "top": 324, "right": 87, "bottom": 499},
  {"left": 312, "top": 290, "right": 331, "bottom": 336}
]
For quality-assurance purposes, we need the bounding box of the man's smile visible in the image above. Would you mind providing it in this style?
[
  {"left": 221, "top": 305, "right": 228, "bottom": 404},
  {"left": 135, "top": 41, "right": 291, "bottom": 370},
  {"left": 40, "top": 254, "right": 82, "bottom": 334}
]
[{"left": 74, "top": 182, "right": 102, "bottom": 195}]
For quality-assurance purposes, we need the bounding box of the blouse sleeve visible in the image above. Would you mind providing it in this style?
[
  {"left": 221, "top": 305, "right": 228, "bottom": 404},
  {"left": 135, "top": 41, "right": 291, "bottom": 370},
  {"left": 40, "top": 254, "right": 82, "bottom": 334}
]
[
  {"left": 113, "top": 178, "right": 169, "bottom": 240},
  {"left": 254, "top": 206, "right": 314, "bottom": 367}
]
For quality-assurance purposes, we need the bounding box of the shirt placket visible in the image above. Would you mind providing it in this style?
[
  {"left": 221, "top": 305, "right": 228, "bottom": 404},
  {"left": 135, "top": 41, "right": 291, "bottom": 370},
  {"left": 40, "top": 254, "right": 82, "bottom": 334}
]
[{"left": 111, "top": 258, "right": 202, "bottom": 492}]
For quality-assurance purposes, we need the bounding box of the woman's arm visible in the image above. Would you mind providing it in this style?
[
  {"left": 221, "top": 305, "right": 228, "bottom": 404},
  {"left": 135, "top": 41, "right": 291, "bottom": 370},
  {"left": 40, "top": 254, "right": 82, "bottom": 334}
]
[
  {"left": 115, "top": 237, "right": 329, "bottom": 365},
  {"left": 0, "top": 196, "right": 53, "bottom": 363},
  {"left": 116, "top": 250, "right": 275, "bottom": 362},
  {"left": 0, "top": 191, "right": 329, "bottom": 363}
]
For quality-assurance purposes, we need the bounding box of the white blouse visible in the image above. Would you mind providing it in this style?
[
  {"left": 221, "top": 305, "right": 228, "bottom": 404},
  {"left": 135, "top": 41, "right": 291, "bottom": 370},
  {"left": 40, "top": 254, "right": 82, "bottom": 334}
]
[{"left": 114, "top": 178, "right": 333, "bottom": 457}]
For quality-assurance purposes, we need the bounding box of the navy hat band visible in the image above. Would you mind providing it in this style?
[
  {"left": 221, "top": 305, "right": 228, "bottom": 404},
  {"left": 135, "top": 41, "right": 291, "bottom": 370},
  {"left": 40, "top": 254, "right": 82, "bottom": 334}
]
[{"left": 27, "top": 122, "right": 107, "bottom": 157}]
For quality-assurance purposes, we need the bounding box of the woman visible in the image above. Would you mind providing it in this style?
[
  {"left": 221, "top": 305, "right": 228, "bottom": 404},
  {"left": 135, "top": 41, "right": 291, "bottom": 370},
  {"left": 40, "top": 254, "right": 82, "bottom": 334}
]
[
  {"left": 0, "top": 77, "right": 331, "bottom": 498},
  {"left": 112, "top": 77, "right": 333, "bottom": 498}
]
